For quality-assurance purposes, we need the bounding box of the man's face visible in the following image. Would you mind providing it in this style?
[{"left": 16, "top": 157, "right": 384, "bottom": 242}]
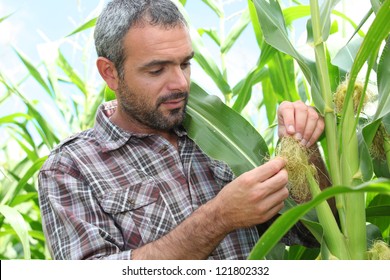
[{"left": 116, "top": 23, "right": 193, "bottom": 131}]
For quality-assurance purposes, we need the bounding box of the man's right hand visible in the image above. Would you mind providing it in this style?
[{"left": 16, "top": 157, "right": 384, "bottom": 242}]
[{"left": 211, "top": 157, "right": 289, "bottom": 233}]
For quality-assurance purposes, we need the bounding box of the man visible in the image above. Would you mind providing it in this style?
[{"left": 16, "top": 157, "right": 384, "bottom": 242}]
[{"left": 38, "top": 0, "right": 325, "bottom": 260}]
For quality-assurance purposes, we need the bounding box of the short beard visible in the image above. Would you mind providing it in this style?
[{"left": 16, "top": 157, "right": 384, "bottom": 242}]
[{"left": 117, "top": 81, "right": 188, "bottom": 131}]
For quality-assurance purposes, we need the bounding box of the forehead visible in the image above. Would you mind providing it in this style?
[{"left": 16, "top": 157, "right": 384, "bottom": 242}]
[{"left": 123, "top": 24, "right": 193, "bottom": 62}]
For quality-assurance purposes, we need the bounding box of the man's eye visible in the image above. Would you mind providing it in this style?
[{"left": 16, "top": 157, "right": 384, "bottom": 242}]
[
  {"left": 149, "top": 68, "right": 163, "bottom": 75},
  {"left": 181, "top": 62, "right": 191, "bottom": 69}
]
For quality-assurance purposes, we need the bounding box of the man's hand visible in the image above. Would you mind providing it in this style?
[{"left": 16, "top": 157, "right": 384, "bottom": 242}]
[
  {"left": 212, "top": 157, "right": 289, "bottom": 233},
  {"left": 277, "top": 101, "right": 324, "bottom": 147}
]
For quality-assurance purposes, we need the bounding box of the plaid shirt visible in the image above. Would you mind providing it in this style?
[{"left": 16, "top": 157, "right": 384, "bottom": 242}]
[{"left": 38, "top": 100, "right": 259, "bottom": 260}]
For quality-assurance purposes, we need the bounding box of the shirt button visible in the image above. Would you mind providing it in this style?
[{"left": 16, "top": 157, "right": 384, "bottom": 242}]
[
  {"left": 128, "top": 199, "right": 135, "bottom": 207},
  {"left": 160, "top": 144, "right": 169, "bottom": 153}
]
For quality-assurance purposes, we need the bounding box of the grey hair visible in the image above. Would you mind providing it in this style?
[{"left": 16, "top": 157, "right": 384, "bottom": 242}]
[{"left": 94, "top": 0, "right": 187, "bottom": 79}]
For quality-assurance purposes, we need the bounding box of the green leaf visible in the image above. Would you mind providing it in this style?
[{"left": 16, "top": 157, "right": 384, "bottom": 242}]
[
  {"left": 0, "top": 12, "right": 14, "bottom": 23},
  {"left": 341, "top": 0, "right": 390, "bottom": 122},
  {"left": 262, "top": 77, "right": 278, "bottom": 125},
  {"left": 358, "top": 130, "right": 374, "bottom": 182},
  {"left": 192, "top": 33, "right": 231, "bottom": 96},
  {"left": 283, "top": 5, "right": 310, "bottom": 26},
  {"left": 366, "top": 205, "right": 390, "bottom": 217},
  {"left": 248, "top": 179, "right": 390, "bottom": 260},
  {"left": 57, "top": 51, "right": 88, "bottom": 96},
  {"left": 253, "top": 0, "right": 317, "bottom": 90},
  {"left": 332, "top": 37, "right": 364, "bottom": 72},
  {"left": 198, "top": 28, "right": 221, "bottom": 46},
  {"left": 0, "top": 113, "right": 32, "bottom": 124},
  {"left": 184, "top": 82, "right": 269, "bottom": 176},
  {"left": 377, "top": 37, "right": 390, "bottom": 117},
  {"left": 0, "top": 72, "right": 59, "bottom": 148},
  {"left": 10, "top": 193, "right": 38, "bottom": 207},
  {"left": 268, "top": 51, "right": 300, "bottom": 102},
  {"left": 318, "top": 0, "right": 341, "bottom": 42},
  {"left": 232, "top": 65, "right": 268, "bottom": 113},
  {"left": 306, "top": 0, "right": 340, "bottom": 44},
  {"left": 201, "top": 0, "right": 223, "bottom": 18},
  {"left": 370, "top": 0, "right": 382, "bottom": 14},
  {"left": 104, "top": 85, "right": 116, "bottom": 102},
  {"left": 221, "top": 8, "right": 251, "bottom": 54},
  {"left": 174, "top": 0, "right": 231, "bottom": 96},
  {"left": 66, "top": 17, "right": 97, "bottom": 37},
  {"left": 0, "top": 205, "right": 31, "bottom": 259},
  {"left": 13, "top": 48, "right": 53, "bottom": 97},
  {"left": 248, "top": 0, "right": 264, "bottom": 48},
  {"left": 1, "top": 157, "right": 47, "bottom": 206},
  {"left": 367, "top": 194, "right": 390, "bottom": 239}
]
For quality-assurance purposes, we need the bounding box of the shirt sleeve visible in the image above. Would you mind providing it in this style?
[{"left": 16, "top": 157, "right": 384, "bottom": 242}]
[{"left": 38, "top": 163, "right": 133, "bottom": 260}]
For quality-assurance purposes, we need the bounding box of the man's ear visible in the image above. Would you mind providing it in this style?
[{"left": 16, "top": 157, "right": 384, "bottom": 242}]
[{"left": 96, "top": 57, "right": 120, "bottom": 91}]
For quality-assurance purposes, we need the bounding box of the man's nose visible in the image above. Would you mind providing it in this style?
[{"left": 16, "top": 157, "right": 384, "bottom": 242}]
[{"left": 167, "top": 66, "right": 190, "bottom": 92}]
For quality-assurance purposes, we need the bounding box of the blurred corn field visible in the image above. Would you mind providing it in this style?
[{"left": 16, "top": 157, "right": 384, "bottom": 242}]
[{"left": 1, "top": 0, "right": 389, "bottom": 260}]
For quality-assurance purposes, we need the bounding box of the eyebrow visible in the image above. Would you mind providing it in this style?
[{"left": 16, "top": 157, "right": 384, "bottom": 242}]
[{"left": 140, "top": 51, "right": 195, "bottom": 69}]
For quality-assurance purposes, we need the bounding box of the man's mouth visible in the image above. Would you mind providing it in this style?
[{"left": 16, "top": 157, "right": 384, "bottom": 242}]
[{"left": 158, "top": 93, "right": 188, "bottom": 110}]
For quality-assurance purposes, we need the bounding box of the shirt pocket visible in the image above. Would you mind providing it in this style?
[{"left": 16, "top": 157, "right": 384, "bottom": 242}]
[
  {"left": 209, "top": 159, "right": 234, "bottom": 189},
  {"left": 99, "top": 179, "right": 176, "bottom": 249}
]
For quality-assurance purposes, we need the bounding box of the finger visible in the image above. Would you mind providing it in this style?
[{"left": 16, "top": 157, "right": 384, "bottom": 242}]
[
  {"left": 261, "top": 201, "right": 285, "bottom": 223},
  {"left": 256, "top": 188, "right": 288, "bottom": 223},
  {"left": 253, "top": 157, "right": 286, "bottom": 183},
  {"left": 278, "top": 101, "right": 296, "bottom": 137},
  {"left": 306, "top": 114, "right": 325, "bottom": 147},
  {"left": 292, "top": 101, "right": 308, "bottom": 141},
  {"left": 260, "top": 168, "right": 288, "bottom": 196},
  {"left": 301, "top": 107, "right": 319, "bottom": 146}
]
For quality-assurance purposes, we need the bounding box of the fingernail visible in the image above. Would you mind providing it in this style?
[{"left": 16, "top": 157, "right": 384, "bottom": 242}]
[
  {"left": 288, "top": 125, "right": 295, "bottom": 134},
  {"left": 295, "top": 133, "right": 302, "bottom": 141},
  {"left": 300, "top": 139, "right": 307, "bottom": 146}
]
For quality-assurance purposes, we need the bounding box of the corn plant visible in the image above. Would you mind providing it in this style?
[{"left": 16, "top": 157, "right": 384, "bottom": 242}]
[
  {"left": 0, "top": 9, "right": 103, "bottom": 259},
  {"left": 245, "top": 0, "right": 390, "bottom": 260}
]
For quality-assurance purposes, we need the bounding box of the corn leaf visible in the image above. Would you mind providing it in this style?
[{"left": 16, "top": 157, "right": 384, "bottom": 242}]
[
  {"left": 248, "top": 178, "right": 390, "bottom": 260},
  {"left": 2, "top": 157, "right": 47, "bottom": 206},
  {"left": 221, "top": 8, "right": 251, "bottom": 54},
  {"left": 253, "top": 0, "right": 321, "bottom": 110},
  {"left": 268, "top": 52, "right": 300, "bottom": 102},
  {"left": 253, "top": 0, "right": 309, "bottom": 69},
  {"left": 377, "top": 37, "right": 390, "bottom": 119},
  {"left": 332, "top": 37, "right": 364, "bottom": 72},
  {"left": 318, "top": 0, "right": 340, "bottom": 42},
  {"left": 174, "top": 1, "right": 231, "bottom": 96},
  {"left": 191, "top": 31, "right": 231, "bottom": 96},
  {"left": 184, "top": 82, "right": 269, "bottom": 176},
  {"left": 0, "top": 72, "right": 59, "bottom": 148},
  {"left": 57, "top": 51, "right": 88, "bottom": 96},
  {"left": 0, "top": 12, "right": 14, "bottom": 24},
  {"left": 341, "top": 0, "right": 390, "bottom": 123},
  {"left": 367, "top": 194, "right": 390, "bottom": 240},
  {"left": 198, "top": 28, "right": 221, "bottom": 46},
  {"left": 201, "top": 0, "right": 223, "bottom": 18},
  {"left": 66, "top": 17, "right": 97, "bottom": 37},
  {"left": 0, "top": 205, "right": 31, "bottom": 259},
  {"left": 232, "top": 66, "right": 268, "bottom": 113},
  {"left": 13, "top": 49, "right": 53, "bottom": 97},
  {"left": 248, "top": 0, "right": 264, "bottom": 48}
]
